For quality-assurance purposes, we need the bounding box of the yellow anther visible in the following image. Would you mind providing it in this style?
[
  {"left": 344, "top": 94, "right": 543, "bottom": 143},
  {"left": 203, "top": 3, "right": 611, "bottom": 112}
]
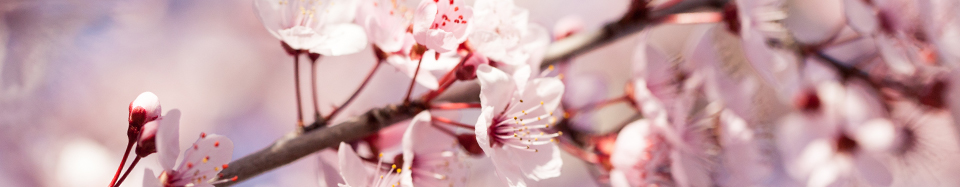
[
  {"left": 550, "top": 139, "right": 555, "bottom": 142},
  {"left": 540, "top": 132, "right": 544, "bottom": 136},
  {"left": 379, "top": 153, "right": 384, "bottom": 158},
  {"left": 214, "top": 167, "right": 220, "bottom": 171},
  {"left": 514, "top": 133, "right": 517, "bottom": 137},
  {"left": 535, "top": 149, "right": 539, "bottom": 152},
  {"left": 397, "top": 169, "right": 402, "bottom": 173},
  {"left": 520, "top": 99, "right": 524, "bottom": 103},
  {"left": 548, "top": 65, "right": 555, "bottom": 71},
  {"left": 381, "top": 175, "right": 384, "bottom": 179},
  {"left": 538, "top": 117, "right": 541, "bottom": 121},
  {"left": 558, "top": 131, "right": 563, "bottom": 135},
  {"left": 545, "top": 124, "right": 550, "bottom": 128},
  {"left": 526, "top": 145, "right": 530, "bottom": 149},
  {"left": 514, "top": 116, "right": 518, "bottom": 120},
  {"left": 540, "top": 101, "right": 544, "bottom": 105},
  {"left": 202, "top": 157, "right": 209, "bottom": 163},
  {"left": 534, "top": 138, "right": 538, "bottom": 141}
]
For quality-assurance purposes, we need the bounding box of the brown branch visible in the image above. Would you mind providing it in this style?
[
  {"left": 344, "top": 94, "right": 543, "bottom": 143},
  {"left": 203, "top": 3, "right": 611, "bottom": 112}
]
[
  {"left": 540, "top": 0, "right": 729, "bottom": 68},
  {"left": 215, "top": 101, "right": 427, "bottom": 186}
]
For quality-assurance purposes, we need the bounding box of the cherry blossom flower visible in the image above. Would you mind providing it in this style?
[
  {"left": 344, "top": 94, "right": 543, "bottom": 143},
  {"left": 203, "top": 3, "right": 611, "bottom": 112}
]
[
  {"left": 358, "top": 0, "right": 411, "bottom": 53},
  {"left": 728, "top": 0, "right": 802, "bottom": 96},
  {"left": 777, "top": 81, "right": 895, "bottom": 187},
  {"left": 254, "top": 0, "right": 367, "bottom": 56},
  {"left": 400, "top": 111, "right": 467, "bottom": 187},
  {"left": 474, "top": 64, "right": 563, "bottom": 186},
  {"left": 337, "top": 142, "right": 403, "bottom": 187},
  {"left": 412, "top": 0, "right": 473, "bottom": 53},
  {"left": 468, "top": 0, "right": 549, "bottom": 76},
  {"left": 143, "top": 132, "right": 236, "bottom": 187},
  {"left": 609, "top": 119, "right": 675, "bottom": 187}
]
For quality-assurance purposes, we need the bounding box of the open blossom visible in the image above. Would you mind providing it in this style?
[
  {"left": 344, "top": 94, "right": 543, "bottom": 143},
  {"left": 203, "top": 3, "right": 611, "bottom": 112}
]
[
  {"left": 609, "top": 119, "right": 675, "bottom": 187},
  {"left": 337, "top": 142, "right": 403, "bottom": 187},
  {"left": 474, "top": 64, "right": 563, "bottom": 186},
  {"left": 777, "top": 81, "right": 896, "bottom": 187},
  {"left": 400, "top": 111, "right": 467, "bottom": 187},
  {"left": 143, "top": 131, "right": 236, "bottom": 187},
  {"left": 469, "top": 0, "right": 550, "bottom": 76},
  {"left": 358, "top": 0, "right": 411, "bottom": 53},
  {"left": 255, "top": 0, "right": 367, "bottom": 56},
  {"left": 412, "top": 0, "right": 473, "bottom": 53}
]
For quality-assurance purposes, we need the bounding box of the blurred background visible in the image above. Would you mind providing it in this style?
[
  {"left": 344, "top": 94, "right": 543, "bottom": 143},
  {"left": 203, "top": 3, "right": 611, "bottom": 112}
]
[{"left": 0, "top": 0, "right": 647, "bottom": 186}]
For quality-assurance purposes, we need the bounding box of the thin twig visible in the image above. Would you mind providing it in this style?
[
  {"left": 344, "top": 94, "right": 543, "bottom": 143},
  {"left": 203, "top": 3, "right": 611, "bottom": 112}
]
[
  {"left": 113, "top": 156, "right": 141, "bottom": 187},
  {"left": 325, "top": 61, "right": 383, "bottom": 122}
]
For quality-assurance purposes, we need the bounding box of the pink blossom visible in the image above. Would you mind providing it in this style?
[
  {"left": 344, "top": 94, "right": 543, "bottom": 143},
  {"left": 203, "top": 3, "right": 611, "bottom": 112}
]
[
  {"left": 400, "top": 111, "right": 467, "bottom": 187},
  {"left": 358, "top": 0, "right": 411, "bottom": 53},
  {"left": 412, "top": 0, "right": 473, "bottom": 53},
  {"left": 143, "top": 132, "right": 235, "bottom": 187},
  {"left": 777, "top": 81, "right": 895, "bottom": 187},
  {"left": 254, "top": 0, "right": 368, "bottom": 56},
  {"left": 609, "top": 119, "right": 674, "bottom": 187},
  {"left": 474, "top": 64, "right": 563, "bottom": 186}
]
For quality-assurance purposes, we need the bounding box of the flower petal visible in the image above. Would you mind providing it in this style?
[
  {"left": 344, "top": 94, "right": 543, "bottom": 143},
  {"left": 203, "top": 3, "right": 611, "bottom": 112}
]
[
  {"left": 477, "top": 64, "right": 514, "bottom": 115},
  {"left": 172, "top": 134, "right": 233, "bottom": 186},
  {"left": 156, "top": 109, "right": 181, "bottom": 171},
  {"left": 142, "top": 169, "right": 162, "bottom": 187},
  {"left": 337, "top": 142, "right": 370, "bottom": 187},
  {"left": 310, "top": 23, "right": 368, "bottom": 56}
]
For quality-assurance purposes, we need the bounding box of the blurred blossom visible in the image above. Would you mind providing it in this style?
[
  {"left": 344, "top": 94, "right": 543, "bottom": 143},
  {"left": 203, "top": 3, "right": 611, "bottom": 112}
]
[
  {"left": 254, "top": 0, "right": 367, "bottom": 55},
  {"left": 358, "top": 0, "right": 412, "bottom": 53},
  {"left": 777, "top": 81, "right": 895, "bottom": 187}
]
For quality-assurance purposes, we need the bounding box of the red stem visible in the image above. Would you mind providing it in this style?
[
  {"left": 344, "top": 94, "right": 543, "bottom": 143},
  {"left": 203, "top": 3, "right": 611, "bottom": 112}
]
[
  {"left": 107, "top": 140, "right": 135, "bottom": 187},
  {"left": 112, "top": 156, "right": 141, "bottom": 187},
  {"left": 404, "top": 56, "right": 425, "bottom": 104},
  {"left": 311, "top": 57, "right": 321, "bottom": 120},
  {"left": 567, "top": 95, "right": 631, "bottom": 116},
  {"left": 293, "top": 53, "right": 305, "bottom": 130},
  {"left": 431, "top": 116, "right": 475, "bottom": 129},
  {"left": 326, "top": 61, "right": 382, "bottom": 121},
  {"left": 422, "top": 55, "right": 464, "bottom": 102},
  {"left": 430, "top": 102, "right": 482, "bottom": 110}
]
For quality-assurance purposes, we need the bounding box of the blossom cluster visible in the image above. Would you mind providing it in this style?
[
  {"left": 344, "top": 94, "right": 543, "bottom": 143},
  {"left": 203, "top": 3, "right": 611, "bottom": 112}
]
[{"left": 113, "top": 0, "right": 960, "bottom": 186}]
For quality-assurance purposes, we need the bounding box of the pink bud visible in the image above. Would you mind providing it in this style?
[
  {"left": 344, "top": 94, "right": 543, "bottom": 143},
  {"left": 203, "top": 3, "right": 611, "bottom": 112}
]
[
  {"left": 129, "top": 92, "right": 161, "bottom": 127},
  {"left": 455, "top": 53, "right": 489, "bottom": 81}
]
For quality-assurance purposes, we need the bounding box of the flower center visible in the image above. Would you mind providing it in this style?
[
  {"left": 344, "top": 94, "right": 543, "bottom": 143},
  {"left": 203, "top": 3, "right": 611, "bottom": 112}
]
[{"left": 487, "top": 99, "right": 561, "bottom": 152}]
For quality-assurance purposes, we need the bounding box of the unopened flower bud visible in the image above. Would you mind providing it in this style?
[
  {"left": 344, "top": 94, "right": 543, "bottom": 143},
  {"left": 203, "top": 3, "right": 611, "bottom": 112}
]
[
  {"left": 129, "top": 92, "right": 161, "bottom": 128},
  {"left": 455, "top": 53, "right": 489, "bottom": 81},
  {"left": 136, "top": 120, "right": 159, "bottom": 157}
]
